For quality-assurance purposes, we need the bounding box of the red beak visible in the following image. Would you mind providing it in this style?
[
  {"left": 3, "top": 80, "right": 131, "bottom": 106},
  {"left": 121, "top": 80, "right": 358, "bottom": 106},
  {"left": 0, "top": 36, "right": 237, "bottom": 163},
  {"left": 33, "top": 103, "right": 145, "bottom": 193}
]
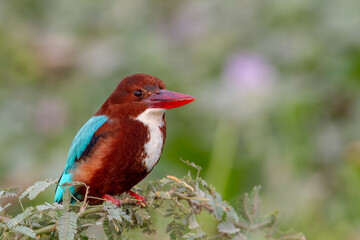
[{"left": 145, "top": 89, "right": 196, "bottom": 109}]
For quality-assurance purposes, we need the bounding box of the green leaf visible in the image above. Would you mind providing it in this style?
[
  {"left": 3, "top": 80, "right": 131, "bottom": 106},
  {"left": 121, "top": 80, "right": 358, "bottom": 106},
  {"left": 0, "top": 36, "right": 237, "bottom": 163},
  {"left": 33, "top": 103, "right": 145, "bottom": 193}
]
[
  {"left": 166, "top": 220, "right": 185, "bottom": 240},
  {"left": 227, "top": 206, "right": 239, "bottom": 222},
  {"left": 36, "top": 202, "right": 63, "bottom": 211},
  {"left": 275, "top": 230, "right": 306, "bottom": 240},
  {"left": 218, "top": 221, "right": 240, "bottom": 234},
  {"left": 0, "top": 188, "right": 18, "bottom": 198},
  {"left": 208, "top": 192, "right": 227, "bottom": 220},
  {"left": 0, "top": 177, "right": 303, "bottom": 239},
  {"left": 183, "top": 230, "right": 206, "bottom": 240},
  {"left": 157, "top": 191, "right": 171, "bottom": 198},
  {"left": 58, "top": 211, "right": 77, "bottom": 240},
  {"left": 5, "top": 210, "right": 33, "bottom": 228},
  {"left": 241, "top": 186, "right": 262, "bottom": 222},
  {"left": 104, "top": 202, "right": 132, "bottom": 223},
  {"left": 134, "top": 208, "right": 150, "bottom": 225},
  {"left": 62, "top": 187, "right": 72, "bottom": 211},
  {"left": 0, "top": 203, "right": 11, "bottom": 213},
  {"left": 188, "top": 213, "right": 199, "bottom": 230},
  {"left": 20, "top": 179, "right": 57, "bottom": 200},
  {"left": 77, "top": 215, "right": 103, "bottom": 233},
  {"left": 13, "top": 225, "right": 36, "bottom": 238},
  {"left": 194, "top": 182, "right": 205, "bottom": 198},
  {"left": 103, "top": 218, "right": 121, "bottom": 240},
  {"left": 158, "top": 178, "right": 172, "bottom": 186}
]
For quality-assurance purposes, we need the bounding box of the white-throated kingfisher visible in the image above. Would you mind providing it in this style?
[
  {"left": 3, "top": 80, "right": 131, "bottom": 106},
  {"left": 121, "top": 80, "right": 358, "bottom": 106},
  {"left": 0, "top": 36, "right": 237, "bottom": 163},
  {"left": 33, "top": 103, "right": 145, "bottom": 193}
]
[{"left": 54, "top": 74, "right": 196, "bottom": 205}]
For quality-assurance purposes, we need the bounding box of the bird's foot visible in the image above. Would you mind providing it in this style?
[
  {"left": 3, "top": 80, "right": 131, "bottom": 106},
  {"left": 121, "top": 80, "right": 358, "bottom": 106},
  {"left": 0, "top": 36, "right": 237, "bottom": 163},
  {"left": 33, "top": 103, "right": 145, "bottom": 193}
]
[
  {"left": 102, "top": 194, "right": 121, "bottom": 207},
  {"left": 127, "top": 190, "right": 146, "bottom": 207}
]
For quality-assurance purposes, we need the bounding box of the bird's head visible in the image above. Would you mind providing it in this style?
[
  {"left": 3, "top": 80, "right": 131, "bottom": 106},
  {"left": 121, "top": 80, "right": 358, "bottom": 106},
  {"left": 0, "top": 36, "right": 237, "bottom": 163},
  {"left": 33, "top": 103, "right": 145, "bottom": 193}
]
[{"left": 99, "top": 74, "right": 196, "bottom": 117}]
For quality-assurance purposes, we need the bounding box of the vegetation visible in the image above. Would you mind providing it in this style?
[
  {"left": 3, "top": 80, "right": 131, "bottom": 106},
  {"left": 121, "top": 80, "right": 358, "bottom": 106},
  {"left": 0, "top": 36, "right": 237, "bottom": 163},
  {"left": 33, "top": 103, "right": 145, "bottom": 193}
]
[
  {"left": 0, "top": 161, "right": 304, "bottom": 239},
  {"left": 1, "top": 1, "right": 360, "bottom": 239}
]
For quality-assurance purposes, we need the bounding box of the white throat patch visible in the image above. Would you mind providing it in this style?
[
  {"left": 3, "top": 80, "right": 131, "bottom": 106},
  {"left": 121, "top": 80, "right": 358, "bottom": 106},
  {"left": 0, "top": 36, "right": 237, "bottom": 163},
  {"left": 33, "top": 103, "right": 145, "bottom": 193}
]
[{"left": 135, "top": 108, "right": 165, "bottom": 171}]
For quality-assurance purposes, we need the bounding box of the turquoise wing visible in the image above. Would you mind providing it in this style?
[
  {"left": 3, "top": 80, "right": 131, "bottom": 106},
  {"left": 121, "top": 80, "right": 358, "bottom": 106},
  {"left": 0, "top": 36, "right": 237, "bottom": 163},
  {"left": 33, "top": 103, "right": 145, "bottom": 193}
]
[{"left": 54, "top": 115, "right": 108, "bottom": 203}]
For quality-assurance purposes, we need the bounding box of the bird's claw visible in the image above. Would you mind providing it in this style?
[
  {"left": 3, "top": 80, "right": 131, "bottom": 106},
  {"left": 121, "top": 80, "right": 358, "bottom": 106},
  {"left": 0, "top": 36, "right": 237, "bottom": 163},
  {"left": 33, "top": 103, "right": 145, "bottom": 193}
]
[
  {"left": 102, "top": 191, "right": 146, "bottom": 207},
  {"left": 102, "top": 194, "right": 121, "bottom": 207},
  {"left": 127, "top": 190, "right": 146, "bottom": 207}
]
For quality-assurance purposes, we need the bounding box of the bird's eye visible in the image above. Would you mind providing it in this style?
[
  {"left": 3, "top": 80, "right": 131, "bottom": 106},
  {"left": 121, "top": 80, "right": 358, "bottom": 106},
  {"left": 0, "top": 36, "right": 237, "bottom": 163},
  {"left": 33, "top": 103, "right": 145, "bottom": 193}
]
[{"left": 134, "top": 90, "right": 144, "bottom": 98}]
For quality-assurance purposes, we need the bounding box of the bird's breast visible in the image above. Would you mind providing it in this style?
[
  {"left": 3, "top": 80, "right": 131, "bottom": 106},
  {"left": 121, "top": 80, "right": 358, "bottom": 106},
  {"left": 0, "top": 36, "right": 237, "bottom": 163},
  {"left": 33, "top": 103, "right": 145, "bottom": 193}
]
[{"left": 135, "top": 108, "right": 166, "bottom": 171}]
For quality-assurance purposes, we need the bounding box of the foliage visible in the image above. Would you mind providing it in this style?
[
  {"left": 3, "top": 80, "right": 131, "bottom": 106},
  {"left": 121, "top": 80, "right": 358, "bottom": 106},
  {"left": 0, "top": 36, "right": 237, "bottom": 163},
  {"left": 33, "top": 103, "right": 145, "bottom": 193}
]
[
  {"left": 1, "top": 0, "right": 360, "bottom": 239},
  {"left": 0, "top": 161, "right": 305, "bottom": 240}
]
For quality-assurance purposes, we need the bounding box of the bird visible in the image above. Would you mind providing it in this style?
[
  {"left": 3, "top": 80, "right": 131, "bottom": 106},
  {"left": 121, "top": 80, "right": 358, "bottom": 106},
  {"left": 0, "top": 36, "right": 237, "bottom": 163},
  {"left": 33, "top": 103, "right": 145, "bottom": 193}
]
[{"left": 54, "top": 74, "right": 196, "bottom": 206}]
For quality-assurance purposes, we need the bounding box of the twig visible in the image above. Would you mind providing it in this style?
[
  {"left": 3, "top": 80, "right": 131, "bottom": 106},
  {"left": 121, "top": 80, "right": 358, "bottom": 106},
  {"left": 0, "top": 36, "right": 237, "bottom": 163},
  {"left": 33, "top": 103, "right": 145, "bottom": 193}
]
[
  {"left": 167, "top": 176, "right": 195, "bottom": 192},
  {"left": 172, "top": 192, "right": 210, "bottom": 201},
  {"left": 77, "top": 206, "right": 104, "bottom": 218},
  {"left": 18, "top": 197, "right": 142, "bottom": 238},
  {"left": 180, "top": 158, "right": 202, "bottom": 179},
  {"left": 34, "top": 224, "right": 57, "bottom": 235}
]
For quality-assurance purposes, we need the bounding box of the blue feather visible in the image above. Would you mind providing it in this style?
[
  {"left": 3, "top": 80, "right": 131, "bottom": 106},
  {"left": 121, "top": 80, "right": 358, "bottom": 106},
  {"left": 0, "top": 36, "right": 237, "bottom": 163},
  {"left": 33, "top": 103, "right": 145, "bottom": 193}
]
[
  {"left": 54, "top": 172, "right": 73, "bottom": 203},
  {"left": 55, "top": 115, "right": 108, "bottom": 203}
]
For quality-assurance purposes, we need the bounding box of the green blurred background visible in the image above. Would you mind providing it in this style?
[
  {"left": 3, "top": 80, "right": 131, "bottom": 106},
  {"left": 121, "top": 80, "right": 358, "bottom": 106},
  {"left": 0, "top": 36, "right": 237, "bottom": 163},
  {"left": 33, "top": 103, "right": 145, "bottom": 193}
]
[{"left": 1, "top": 0, "right": 360, "bottom": 239}]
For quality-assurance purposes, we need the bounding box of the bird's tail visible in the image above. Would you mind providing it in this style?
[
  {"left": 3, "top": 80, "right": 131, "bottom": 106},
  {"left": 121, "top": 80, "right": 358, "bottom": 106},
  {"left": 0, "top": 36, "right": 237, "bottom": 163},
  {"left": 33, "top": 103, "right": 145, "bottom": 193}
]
[{"left": 54, "top": 171, "right": 77, "bottom": 203}]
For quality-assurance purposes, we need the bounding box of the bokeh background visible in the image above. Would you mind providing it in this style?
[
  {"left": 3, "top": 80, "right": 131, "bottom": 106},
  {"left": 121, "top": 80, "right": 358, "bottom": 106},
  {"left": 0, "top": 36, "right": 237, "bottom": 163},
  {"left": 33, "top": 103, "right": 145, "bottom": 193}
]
[{"left": 1, "top": 0, "right": 360, "bottom": 239}]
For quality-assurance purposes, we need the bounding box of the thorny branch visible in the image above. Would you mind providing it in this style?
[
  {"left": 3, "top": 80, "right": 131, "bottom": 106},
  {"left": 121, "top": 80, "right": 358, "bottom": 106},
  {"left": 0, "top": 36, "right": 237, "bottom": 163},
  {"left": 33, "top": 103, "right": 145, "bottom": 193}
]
[{"left": 0, "top": 162, "right": 305, "bottom": 240}]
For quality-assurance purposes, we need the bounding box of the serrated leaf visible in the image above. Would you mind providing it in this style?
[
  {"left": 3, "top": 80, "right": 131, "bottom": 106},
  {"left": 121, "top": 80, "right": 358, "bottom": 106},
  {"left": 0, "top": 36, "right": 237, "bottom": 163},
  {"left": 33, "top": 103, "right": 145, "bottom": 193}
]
[
  {"left": 0, "top": 203, "right": 12, "bottom": 213},
  {"left": 20, "top": 179, "right": 57, "bottom": 200},
  {"left": 134, "top": 208, "right": 150, "bottom": 225},
  {"left": 0, "top": 188, "right": 18, "bottom": 198},
  {"left": 218, "top": 222, "right": 240, "bottom": 234},
  {"left": 156, "top": 191, "right": 171, "bottom": 198},
  {"left": 5, "top": 210, "right": 33, "bottom": 228},
  {"left": 103, "top": 218, "right": 121, "bottom": 239},
  {"left": 208, "top": 192, "right": 227, "bottom": 220},
  {"left": 158, "top": 178, "right": 172, "bottom": 185},
  {"left": 104, "top": 202, "right": 132, "bottom": 223},
  {"left": 199, "top": 178, "right": 209, "bottom": 189},
  {"left": 276, "top": 230, "right": 306, "bottom": 240},
  {"left": 121, "top": 212, "right": 132, "bottom": 223},
  {"left": 242, "top": 186, "right": 262, "bottom": 222},
  {"left": 13, "top": 225, "right": 36, "bottom": 238},
  {"left": 250, "top": 186, "right": 262, "bottom": 218},
  {"left": 105, "top": 206, "right": 122, "bottom": 222},
  {"left": 227, "top": 206, "right": 239, "bottom": 222},
  {"left": 194, "top": 182, "right": 205, "bottom": 198},
  {"left": 188, "top": 213, "right": 199, "bottom": 230},
  {"left": 62, "top": 187, "right": 72, "bottom": 211},
  {"left": 183, "top": 230, "right": 206, "bottom": 240},
  {"left": 58, "top": 211, "right": 77, "bottom": 240},
  {"left": 36, "top": 202, "right": 63, "bottom": 211},
  {"left": 183, "top": 231, "right": 197, "bottom": 240},
  {"left": 166, "top": 220, "right": 185, "bottom": 240},
  {"left": 77, "top": 217, "right": 102, "bottom": 230}
]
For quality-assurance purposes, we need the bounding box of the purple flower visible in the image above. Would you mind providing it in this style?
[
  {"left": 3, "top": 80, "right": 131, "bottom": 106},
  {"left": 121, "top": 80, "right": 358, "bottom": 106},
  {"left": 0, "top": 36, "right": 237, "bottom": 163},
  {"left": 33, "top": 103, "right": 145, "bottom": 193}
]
[{"left": 222, "top": 52, "right": 277, "bottom": 94}]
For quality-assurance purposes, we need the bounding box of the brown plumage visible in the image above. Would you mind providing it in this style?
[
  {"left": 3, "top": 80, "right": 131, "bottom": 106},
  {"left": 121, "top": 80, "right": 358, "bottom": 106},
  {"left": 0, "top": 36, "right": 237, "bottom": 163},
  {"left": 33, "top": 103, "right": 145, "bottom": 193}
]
[{"left": 55, "top": 74, "right": 195, "bottom": 205}]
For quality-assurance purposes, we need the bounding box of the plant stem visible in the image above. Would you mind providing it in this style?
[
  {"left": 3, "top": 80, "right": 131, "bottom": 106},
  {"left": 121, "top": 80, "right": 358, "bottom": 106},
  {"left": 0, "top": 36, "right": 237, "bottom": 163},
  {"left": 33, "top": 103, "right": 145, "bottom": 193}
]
[
  {"left": 248, "top": 217, "right": 276, "bottom": 231},
  {"left": 77, "top": 206, "right": 104, "bottom": 218},
  {"left": 34, "top": 224, "right": 57, "bottom": 235},
  {"left": 234, "top": 216, "right": 275, "bottom": 231},
  {"left": 19, "top": 197, "right": 139, "bottom": 239}
]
